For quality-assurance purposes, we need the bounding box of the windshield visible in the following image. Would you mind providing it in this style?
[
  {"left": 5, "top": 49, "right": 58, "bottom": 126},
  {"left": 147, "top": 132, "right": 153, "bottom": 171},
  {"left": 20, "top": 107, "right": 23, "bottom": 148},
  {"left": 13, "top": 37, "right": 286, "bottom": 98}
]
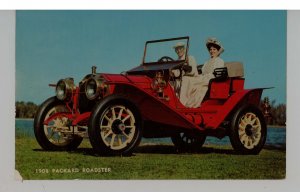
[{"left": 143, "top": 37, "right": 189, "bottom": 64}]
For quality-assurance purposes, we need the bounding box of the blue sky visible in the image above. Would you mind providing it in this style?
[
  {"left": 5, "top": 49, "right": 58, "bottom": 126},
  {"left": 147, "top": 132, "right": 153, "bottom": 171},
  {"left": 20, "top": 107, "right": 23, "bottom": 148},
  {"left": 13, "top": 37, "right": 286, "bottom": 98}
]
[{"left": 16, "top": 10, "right": 286, "bottom": 104}]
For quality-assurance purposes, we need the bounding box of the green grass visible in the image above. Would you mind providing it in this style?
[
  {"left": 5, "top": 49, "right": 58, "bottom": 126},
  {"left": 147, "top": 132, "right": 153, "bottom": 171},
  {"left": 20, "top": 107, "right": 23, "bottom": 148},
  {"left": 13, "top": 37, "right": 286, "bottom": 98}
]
[{"left": 15, "top": 137, "right": 286, "bottom": 180}]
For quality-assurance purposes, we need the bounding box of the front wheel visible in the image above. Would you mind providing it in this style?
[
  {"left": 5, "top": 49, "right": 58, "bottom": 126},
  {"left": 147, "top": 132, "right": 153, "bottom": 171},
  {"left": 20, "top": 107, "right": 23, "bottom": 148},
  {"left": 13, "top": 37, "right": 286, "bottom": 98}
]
[
  {"left": 88, "top": 95, "right": 143, "bottom": 156},
  {"left": 34, "top": 97, "right": 83, "bottom": 151},
  {"left": 229, "top": 105, "right": 267, "bottom": 154}
]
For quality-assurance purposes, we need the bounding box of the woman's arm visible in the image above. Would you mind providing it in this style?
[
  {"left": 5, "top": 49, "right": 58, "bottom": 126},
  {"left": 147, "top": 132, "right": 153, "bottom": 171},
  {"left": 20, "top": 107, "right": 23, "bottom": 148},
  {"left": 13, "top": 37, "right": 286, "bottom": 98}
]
[{"left": 185, "top": 55, "right": 198, "bottom": 76}]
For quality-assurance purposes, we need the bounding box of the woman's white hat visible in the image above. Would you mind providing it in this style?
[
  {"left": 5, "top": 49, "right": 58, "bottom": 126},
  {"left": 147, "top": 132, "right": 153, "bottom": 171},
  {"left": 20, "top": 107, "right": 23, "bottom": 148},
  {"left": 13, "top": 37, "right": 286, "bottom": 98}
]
[{"left": 206, "top": 37, "right": 224, "bottom": 53}]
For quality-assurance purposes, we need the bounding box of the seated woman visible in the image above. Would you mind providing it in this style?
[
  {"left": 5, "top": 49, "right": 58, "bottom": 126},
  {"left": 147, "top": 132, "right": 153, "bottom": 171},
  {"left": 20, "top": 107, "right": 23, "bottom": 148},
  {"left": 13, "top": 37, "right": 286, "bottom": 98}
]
[{"left": 187, "top": 37, "right": 225, "bottom": 107}]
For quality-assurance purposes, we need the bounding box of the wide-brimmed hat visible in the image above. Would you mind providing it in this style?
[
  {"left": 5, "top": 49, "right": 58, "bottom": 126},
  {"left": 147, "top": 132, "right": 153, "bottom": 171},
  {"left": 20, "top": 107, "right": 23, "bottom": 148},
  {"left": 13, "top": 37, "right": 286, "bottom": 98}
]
[
  {"left": 206, "top": 37, "right": 224, "bottom": 53},
  {"left": 173, "top": 42, "right": 185, "bottom": 49}
]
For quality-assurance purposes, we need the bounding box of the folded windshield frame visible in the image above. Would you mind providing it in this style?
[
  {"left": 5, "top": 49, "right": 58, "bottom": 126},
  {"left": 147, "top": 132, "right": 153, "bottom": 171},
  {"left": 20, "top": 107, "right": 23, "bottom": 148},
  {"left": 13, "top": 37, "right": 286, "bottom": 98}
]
[{"left": 142, "top": 36, "right": 190, "bottom": 65}]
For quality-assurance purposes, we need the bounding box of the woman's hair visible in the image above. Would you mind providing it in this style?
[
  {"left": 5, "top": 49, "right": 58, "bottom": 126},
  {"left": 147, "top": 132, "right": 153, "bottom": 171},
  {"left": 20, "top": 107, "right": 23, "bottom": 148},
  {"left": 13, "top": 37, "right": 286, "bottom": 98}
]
[{"left": 207, "top": 43, "right": 221, "bottom": 50}]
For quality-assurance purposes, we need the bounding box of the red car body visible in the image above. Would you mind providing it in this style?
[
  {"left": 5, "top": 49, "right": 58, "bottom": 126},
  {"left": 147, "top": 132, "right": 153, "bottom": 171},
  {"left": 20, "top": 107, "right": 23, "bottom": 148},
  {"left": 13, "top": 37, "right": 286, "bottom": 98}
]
[{"left": 34, "top": 36, "right": 269, "bottom": 156}]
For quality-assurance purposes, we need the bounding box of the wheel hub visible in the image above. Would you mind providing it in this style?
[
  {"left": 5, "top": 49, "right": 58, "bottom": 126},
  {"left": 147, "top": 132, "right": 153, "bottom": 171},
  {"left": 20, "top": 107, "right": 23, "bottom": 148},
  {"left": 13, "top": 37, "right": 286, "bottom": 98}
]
[
  {"left": 112, "top": 119, "right": 125, "bottom": 134},
  {"left": 245, "top": 124, "right": 253, "bottom": 136}
]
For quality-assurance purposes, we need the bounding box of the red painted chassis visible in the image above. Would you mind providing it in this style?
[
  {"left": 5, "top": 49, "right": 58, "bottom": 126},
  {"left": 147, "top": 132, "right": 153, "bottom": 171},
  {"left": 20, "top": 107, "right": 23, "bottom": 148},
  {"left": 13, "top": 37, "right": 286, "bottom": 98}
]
[
  {"left": 47, "top": 74, "right": 263, "bottom": 133},
  {"left": 34, "top": 36, "right": 269, "bottom": 155}
]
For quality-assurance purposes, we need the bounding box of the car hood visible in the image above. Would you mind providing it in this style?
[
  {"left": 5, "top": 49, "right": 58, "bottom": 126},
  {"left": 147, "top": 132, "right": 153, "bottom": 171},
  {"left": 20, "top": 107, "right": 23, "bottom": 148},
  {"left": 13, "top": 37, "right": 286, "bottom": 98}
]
[
  {"left": 127, "top": 62, "right": 182, "bottom": 74},
  {"left": 101, "top": 73, "right": 152, "bottom": 84}
]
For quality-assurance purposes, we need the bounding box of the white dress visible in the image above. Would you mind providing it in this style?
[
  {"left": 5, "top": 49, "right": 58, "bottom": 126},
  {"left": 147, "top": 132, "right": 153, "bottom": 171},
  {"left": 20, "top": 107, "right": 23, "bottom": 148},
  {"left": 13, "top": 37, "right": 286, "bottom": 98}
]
[
  {"left": 201, "top": 57, "right": 224, "bottom": 83},
  {"left": 171, "top": 55, "right": 199, "bottom": 106},
  {"left": 171, "top": 55, "right": 199, "bottom": 92},
  {"left": 171, "top": 56, "right": 224, "bottom": 108},
  {"left": 179, "top": 56, "right": 199, "bottom": 107},
  {"left": 187, "top": 57, "right": 224, "bottom": 107}
]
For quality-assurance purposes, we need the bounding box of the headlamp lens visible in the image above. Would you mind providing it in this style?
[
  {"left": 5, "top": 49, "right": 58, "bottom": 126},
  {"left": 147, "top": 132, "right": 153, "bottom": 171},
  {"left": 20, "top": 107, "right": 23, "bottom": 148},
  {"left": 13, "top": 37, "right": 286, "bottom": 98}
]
[
  {"left": 55, "top": 78, "right": 74, "bottom": 101},
  {"left": 56, "top": 80, "right": 66, "bottom": 100},
  {"left": 86, "top": 79, "right": 97, "bottom": 98},
  {"left": 85, "top": 77, "right": 106, "bottom": 100}
]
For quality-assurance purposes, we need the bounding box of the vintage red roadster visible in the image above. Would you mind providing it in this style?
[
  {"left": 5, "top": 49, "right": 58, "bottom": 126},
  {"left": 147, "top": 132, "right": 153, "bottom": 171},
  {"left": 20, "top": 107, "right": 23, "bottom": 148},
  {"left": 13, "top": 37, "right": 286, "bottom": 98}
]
[{"left": 34, "top": 36, "right": 268, "bottom": 156}]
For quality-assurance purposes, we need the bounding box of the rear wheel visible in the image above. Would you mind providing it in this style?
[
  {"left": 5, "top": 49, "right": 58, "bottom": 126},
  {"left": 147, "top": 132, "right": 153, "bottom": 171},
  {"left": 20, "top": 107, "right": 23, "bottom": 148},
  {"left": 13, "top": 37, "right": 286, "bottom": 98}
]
[
  {"left": 88, "top": 96, "right": 142, "bottom": 156},
  {"left": 229, "top": 105, "right": 267, "bottom": 154},
  {"left": 171, "top": 132, "right": 206, "bottom": 151},
  {"left": 34, "top": 97, "right": 83, "bottom": 151}
]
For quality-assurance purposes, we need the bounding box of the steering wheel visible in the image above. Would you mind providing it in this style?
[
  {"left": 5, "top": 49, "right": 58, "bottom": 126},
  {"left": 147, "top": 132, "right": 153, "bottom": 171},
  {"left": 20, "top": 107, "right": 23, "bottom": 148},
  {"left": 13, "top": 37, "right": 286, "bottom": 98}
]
[{"left": 157, "top": 56, "right": 174, "bottom": 62}]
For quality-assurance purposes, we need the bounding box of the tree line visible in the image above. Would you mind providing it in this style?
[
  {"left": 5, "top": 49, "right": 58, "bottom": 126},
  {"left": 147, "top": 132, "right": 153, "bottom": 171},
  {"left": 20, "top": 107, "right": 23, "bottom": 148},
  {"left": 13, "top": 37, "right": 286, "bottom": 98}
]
[
  {"left": 15, "top": 99, "right": 286, "bottom": 126},
  {"left": 15, "top": 101, "right": 39, "bottom": 119},
  {"left": 270, "top": 103, "right": 286, "bottom": 125},
  {"left": 260, "top": 98, "right": 286, "bottom": 126}
]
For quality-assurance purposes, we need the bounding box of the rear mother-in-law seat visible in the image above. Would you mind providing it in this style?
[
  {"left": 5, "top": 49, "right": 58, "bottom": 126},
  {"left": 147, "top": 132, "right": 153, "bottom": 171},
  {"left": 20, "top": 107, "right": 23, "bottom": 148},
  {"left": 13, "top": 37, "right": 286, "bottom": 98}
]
[
  {"left": 197, "top": 62, "right": 244, "bottom": 78},
  {"left": 208, "top": 62, "right": 245, "bottom": 99},
  {"left": 225, "top": 62, "right": 244, "bottom": 78}
]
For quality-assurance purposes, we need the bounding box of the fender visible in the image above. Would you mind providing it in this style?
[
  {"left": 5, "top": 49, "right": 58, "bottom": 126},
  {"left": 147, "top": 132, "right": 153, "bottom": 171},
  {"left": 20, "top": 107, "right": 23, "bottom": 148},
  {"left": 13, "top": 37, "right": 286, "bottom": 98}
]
[
  {"left": 108, "top": 81, "right": 205, "bottom": 131},
  {"left": 205, "top": 88, "right": 268, "bottom": 129}
]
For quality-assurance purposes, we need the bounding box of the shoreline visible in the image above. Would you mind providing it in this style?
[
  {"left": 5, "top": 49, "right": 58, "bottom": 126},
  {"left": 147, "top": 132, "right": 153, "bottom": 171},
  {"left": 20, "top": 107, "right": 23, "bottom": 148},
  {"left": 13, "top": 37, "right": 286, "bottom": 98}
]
[
  {"left": 268, "top": 125, "right": 286, "bottom": 129},
  {"left": 15, "top": 118, "right": 34, "bottom": 121}
]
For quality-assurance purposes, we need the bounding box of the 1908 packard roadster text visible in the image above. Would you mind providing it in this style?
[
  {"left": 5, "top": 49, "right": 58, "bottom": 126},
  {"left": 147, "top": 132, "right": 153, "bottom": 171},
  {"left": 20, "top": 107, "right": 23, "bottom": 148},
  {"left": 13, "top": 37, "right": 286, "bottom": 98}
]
[{"left": 34, "top": 37, "right": 269, "bottom": 156}]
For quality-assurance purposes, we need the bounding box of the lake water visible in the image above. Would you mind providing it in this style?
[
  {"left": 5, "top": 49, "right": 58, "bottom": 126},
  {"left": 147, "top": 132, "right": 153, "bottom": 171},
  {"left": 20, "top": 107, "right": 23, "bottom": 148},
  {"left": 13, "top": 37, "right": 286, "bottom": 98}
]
[{"left": 15, "top": 119, "right": 286, "bottom": 148}]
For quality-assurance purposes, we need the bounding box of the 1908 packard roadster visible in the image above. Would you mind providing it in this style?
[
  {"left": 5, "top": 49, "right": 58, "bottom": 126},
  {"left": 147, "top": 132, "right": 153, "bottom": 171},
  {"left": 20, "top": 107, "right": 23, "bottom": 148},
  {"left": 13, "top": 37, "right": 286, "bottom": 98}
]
[{"left": 34, "top": 36, "right": 268, "bottom": 155}]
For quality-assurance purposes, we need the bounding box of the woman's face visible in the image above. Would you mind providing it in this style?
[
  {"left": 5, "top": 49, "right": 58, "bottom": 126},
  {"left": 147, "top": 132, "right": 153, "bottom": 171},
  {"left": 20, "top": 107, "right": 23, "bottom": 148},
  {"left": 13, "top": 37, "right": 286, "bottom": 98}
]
[{"left": 209, "top": 46, "right": 220, "bottom": 58}]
